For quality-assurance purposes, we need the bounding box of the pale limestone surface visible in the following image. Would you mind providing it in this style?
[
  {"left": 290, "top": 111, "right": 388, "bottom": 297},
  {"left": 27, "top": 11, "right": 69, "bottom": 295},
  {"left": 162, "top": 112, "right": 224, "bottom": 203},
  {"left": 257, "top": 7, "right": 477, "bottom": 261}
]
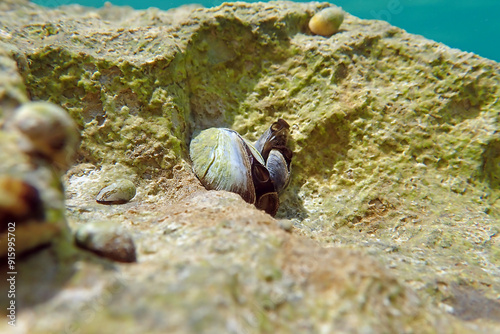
[{"left": 0, "top": 0, "right": 499, "bottom": 333}]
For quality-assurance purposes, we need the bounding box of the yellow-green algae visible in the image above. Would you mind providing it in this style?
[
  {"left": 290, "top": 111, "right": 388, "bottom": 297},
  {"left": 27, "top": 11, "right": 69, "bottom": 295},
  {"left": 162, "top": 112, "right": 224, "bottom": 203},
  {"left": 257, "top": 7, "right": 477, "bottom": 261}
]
[
  {"left": 0, "top": 42, "right": 29, "bottom": 116},
  {"left": 1, "top": 0, "right": 500, "bottom": 332}
]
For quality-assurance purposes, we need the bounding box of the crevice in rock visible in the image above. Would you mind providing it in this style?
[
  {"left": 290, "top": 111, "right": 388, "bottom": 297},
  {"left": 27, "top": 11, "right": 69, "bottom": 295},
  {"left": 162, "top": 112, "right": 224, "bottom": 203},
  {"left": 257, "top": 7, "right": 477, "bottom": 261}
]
[{"left": 481, "top": 138, "right": 500, "bottom": 190}]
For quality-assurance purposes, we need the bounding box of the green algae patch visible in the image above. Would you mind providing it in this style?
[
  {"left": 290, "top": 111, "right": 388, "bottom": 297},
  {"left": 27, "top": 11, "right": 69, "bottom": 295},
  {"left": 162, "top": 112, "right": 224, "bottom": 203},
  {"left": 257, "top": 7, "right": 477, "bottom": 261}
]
[
  {"left": 185, "top": 15, "right": 296, "bottom": 130},
  {"left": 20, "top": 43, "right": 191, "bottom": 179},
  {"left": 2, "top": 1, "right": 500, "bottom": 333}
]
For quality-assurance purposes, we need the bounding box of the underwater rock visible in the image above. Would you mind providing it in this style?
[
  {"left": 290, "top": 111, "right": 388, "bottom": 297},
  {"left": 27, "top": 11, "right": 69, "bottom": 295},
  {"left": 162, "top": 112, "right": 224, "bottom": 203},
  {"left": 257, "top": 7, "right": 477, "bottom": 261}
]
[
  {"left": 308, "top": 6, "right": 345, "bottom": 37},
  {"left": 74, "top": 221, "right": 136, "bottom": 263},
  {"left": 0, "top": 1, "right": 499, "bottom": 333},
  {"left": 96, "top": 179, "right": 136, "bottom": 204}
]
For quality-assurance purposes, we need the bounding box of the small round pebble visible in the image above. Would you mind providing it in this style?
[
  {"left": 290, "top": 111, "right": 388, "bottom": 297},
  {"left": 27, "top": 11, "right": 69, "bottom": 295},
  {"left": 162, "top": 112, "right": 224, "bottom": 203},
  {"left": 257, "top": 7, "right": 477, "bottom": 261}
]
[
  {"left": 74, "top": 222, "right": 136, "bottom": 263},
  {"left": 309, "top": 7, "right": 345, "bottom": 37},
  {"left": 96, "top": 179, "right": 136, "bottom": 204}
]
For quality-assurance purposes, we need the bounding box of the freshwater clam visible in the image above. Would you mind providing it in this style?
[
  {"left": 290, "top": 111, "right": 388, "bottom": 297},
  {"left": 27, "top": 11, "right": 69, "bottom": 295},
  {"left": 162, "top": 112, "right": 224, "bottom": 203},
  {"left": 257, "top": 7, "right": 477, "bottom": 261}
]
[
  {"left": 96, "top": 179, "right": 136, "bottom": 204},
  {"left": 309, "top": 7, "right": 345, "bottom": 37},
  {"left": 0, "top": 176, "right": 60, "bottom": 257},
  {"left": 190, "top": 119, "right": 292, "bottom": 216}
]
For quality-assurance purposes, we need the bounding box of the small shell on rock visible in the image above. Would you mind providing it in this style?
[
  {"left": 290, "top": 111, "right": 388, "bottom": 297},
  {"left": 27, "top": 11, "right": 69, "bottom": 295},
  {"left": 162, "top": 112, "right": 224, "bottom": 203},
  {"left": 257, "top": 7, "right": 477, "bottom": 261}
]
[
  {"left": 254, "top": 119, "right": 292, "bottom": 195},
  {"left": 309, "top": 7, "right": 345, "bottom": 37},
  {"left": 7, "top": 101, "right": 80, "bottom": 170},
  {"left": 0, "top": 175, "right": 44, "bottom": 224},
  {"left": 74, "top": 222, "right": 136, "bottom": 263},
  {"left": 96, "top": 179, "right": 136, "bottom": 204}
]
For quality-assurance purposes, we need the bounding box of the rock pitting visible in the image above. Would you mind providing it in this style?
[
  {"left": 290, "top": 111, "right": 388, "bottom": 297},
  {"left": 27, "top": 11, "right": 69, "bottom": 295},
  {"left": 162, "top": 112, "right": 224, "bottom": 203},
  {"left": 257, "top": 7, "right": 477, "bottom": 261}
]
[{"left": 0, "top": 0, "right": 499, "bottom": 333}]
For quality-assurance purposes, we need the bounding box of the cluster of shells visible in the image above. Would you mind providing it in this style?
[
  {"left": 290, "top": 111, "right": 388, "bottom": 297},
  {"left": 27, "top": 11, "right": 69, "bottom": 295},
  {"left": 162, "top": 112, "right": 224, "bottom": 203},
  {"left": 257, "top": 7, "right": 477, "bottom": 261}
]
[{"left": 190, "top": 119, "right": 292, "bottom": 216}]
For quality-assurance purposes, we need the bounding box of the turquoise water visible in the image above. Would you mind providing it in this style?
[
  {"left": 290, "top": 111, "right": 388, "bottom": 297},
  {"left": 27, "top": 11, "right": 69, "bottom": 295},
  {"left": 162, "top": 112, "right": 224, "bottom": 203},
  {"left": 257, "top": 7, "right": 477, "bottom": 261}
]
[{"left": 33, "top": 0, "right": 499, "bottom": 62}]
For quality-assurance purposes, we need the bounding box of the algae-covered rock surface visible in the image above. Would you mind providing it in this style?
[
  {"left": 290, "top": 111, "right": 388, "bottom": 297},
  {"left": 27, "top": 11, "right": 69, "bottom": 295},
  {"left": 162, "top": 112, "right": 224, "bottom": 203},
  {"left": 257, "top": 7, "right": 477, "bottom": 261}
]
[{"left": 1, "top": 0, "right": 499, "bottom": 333}]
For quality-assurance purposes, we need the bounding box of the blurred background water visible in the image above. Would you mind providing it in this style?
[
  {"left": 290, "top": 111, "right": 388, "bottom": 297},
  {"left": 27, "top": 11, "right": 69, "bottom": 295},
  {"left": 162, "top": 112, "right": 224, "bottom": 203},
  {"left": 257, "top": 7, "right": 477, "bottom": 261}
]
[{"left": 32, "top": 0, "right": 499, "bottom": 62}]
